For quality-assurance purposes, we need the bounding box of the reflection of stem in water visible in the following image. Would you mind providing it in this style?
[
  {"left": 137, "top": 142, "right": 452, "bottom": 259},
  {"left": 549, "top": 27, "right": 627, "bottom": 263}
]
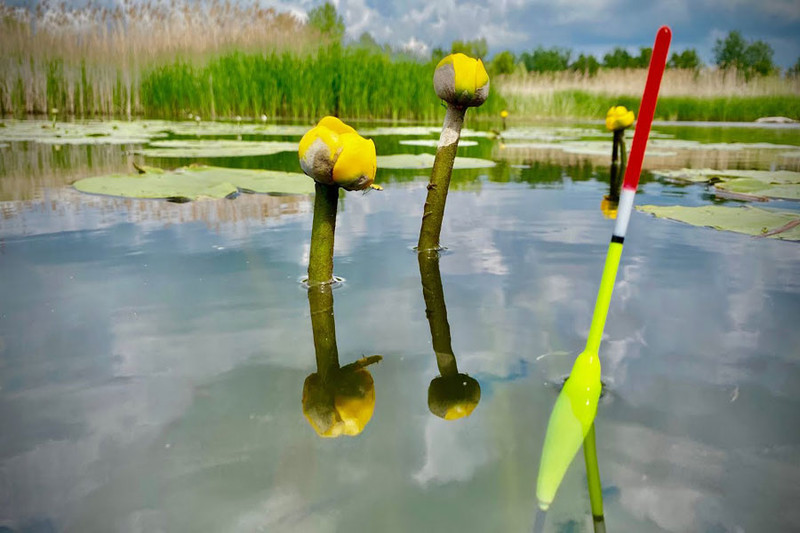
[
  {"left": 583, "top": 423, "right": 606, "bottom": 532},
  {"left": 609, "top": 130, "right": 626, "bottom": 201},
  {"left": 418, "top": 251, "right": 480, "bottom": 420},
  {"left": 308, "top": 283, "right": 339, "bottom": 381},
  {"left": 419, "top": 250, "right": 458, "bottom": 377},
  {"left": 308, "top": 182, "right": 339, "bottom": 285}
]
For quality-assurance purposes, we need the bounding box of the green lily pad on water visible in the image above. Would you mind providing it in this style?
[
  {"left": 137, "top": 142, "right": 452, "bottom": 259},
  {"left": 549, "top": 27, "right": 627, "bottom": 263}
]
[
  {"left": 399, "top": 139, "right": 479, "bottom": 147},
  {"left": 637, "top": 204, "right": 800, "bottom": 241},
  {"left": 652, "top": 169, "right": 800, "bottom": 200},
  {"left": 74, "top": 165, "right": 314, "bottom": 200},
  {"left": 163, "top": 122, "right": 311, "bottom": 137},
  {"left": 377, "top": 153, "right": 495, "bottom": 169},
  {"left": 137, "top": 140, "right": 298, "bottom": 158},
  {"left": 0, "top": 120, "right": 170, "bottom": 144}
]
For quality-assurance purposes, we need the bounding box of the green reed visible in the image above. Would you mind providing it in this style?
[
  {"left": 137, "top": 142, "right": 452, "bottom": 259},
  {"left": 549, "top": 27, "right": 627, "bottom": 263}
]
[{"left": 138, "top": 47, "right": 507, "bottom": 121}]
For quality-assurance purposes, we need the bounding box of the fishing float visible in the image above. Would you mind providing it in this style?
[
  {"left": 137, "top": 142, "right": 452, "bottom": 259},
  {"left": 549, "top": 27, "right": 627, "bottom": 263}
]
[{"left": 535, "top": 25, "right": 672, "bottom": 528}]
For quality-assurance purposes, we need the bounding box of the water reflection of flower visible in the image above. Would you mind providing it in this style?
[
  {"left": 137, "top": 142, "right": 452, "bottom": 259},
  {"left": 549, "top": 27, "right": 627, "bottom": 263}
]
[
  {"left": 418, "top": 251, "right": 481, "bottom": 420},
  {"left": 302, "top": 283, "right": 382, "bottom": 438}
]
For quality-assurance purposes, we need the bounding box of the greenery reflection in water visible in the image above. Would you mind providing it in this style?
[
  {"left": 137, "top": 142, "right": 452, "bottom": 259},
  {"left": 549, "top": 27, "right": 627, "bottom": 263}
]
[
  {"left": 418, "top": 251, "right": 481, "bottom": 420},
  {"left": 302, "top": 283, "right": 382, "bottom": 438}
]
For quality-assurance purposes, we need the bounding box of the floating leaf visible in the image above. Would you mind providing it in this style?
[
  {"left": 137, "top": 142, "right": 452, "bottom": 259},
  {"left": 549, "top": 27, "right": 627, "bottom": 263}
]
[
  {"left": 163, "top": 122, "right": 311, "bottom": 137},
  {"left": 377, "top": 153, "right": 495, "bottom": 169},
  {"left": 637, "top": 204, "right": 800, "bottom": 240},
  {"left": 74, "top": 165, "right": 314, "bottom": 200},
  {"left": 651, "top": 169, "right": 800, "bottom": 200},
  {"left": 137, "top": 140, "right": 298, "bottom": 158},
  {"left": 399, "top": 139, "right": 478, "bottom": 147},
  {"left": 0, "top": 120, "right": 170, "bottom": 144}
]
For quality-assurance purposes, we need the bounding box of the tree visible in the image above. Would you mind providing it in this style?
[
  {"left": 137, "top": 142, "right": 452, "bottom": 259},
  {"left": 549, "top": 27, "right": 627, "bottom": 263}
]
[
  {"left": 307, "top": 2, "right": 345, "bottom": 43},
  {"left": 635, "top": 47, "right": 652, "bottom": 68},
  {"left": 788, "top": 57, "right": 800, "bottom": 77},
  {"left": 431, "top": 47, "right": 448, "bottom": 64},
  {"left": 520, "top": 46, "right": 571, "bottom": 72},
  {"left": 451, "top": 38, "right": 488, "bottom": 60},
  {"left": 713, "top": 30, "right": 748, "bottom": 71},
  {"left": 603, "top": 47, "right": 635, "bottom": 69},
  {"left": 490, "top": 50, "right": 516, "bottom": 75},
  {"left": 714, "top": 31, "right": 775, "bottom": 77},
  {"left": 745, "top": 40, "right": 775, "bottom": 75},
  {"left": 570, "top": 53, "right": 600, "bottom": 76},
  {"left": 668, "top": 49, "right": 702, "bottom": 70}
]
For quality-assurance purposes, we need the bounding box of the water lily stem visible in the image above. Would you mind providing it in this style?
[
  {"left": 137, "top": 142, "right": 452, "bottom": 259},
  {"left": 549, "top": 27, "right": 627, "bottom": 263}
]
[
  {"left": 418, "top": 251, "right": 458, "bottom": 376},
  {"left": 308, "top": 183, "right": 339, "bottom": 285},
  {"left": 583, "top": 423, "right": 605, "bottom": 526},
  {"left": 308, "top": 283, "right": 339, "bottom": 382},
  {"left": 418, "top": 104, "right": 466, "bottom": 252}
]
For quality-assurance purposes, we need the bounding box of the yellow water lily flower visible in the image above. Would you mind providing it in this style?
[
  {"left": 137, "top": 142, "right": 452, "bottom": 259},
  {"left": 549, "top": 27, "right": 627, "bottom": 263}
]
[
  {"left": 433, "top": 53, "right": 490, "bottom": 108},
  {"left": 298, "top": 116, "right": 377, "bottom": 191},
  {"left": 605, "top": 105, "right": 635, "bottom": 131},
  {"left": 500, "top": 109, "right": 509, "bottom": 119},
  {"left": 302, "top": 366, "right": 377, "bottom": 438}
]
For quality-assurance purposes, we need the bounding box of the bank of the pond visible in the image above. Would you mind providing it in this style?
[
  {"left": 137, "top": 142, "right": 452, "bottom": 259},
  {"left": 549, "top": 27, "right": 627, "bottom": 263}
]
[
  {"left": 503, "top": 90, "right": 800, "bottom": 122},
  {"left": 3, "top": 52, "right": 798, "bottom": 123}
]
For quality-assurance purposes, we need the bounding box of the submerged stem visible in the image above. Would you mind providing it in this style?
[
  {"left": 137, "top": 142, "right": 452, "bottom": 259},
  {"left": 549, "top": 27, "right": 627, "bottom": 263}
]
[
  {"left": 417, "top": 104, "right": 467, "bottom": 252},
  {"left": 583, "top": 423, "right": 605, "bottom": 526},
  {"left": 308, "top": 182, "right": 339, "bottom": 285}
]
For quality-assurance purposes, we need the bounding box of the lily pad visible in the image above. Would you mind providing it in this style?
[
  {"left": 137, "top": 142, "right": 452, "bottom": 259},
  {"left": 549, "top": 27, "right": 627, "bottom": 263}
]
[
  {"left": 0, "top": 120, "right": 170, "bottom": 144},
  {"left": 74, "top": 165, "right": 315, "bottom": 200},
  {"left": 637, "top": 204, "right": 800, "bottom": 240},
  {"left": 502, "top": 141, "right": 676, "bottom": 157},
  {"left": 137, "top": 140, "right": 298, "bottom": 158},
  {"left": 163, "top": 122, "right": 311, "bottom": 137},
  {"left": 377, "top": 153, "right": 495, "bottom": 169},
  {"left": 651, "top": 169, "right": 800, "bottom": 200},
  {"left": 399, "top": 139, "right": 478, "bottom": 147}
]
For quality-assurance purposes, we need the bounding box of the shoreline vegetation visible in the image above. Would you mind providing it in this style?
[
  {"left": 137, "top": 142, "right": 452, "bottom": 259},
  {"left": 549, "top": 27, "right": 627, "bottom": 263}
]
[{"left": 1, "top": 1, "right": 798, "bottom": 123}]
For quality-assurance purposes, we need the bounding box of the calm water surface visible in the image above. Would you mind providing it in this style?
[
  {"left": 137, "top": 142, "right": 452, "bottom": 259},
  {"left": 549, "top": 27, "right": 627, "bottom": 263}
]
[{"left": 1, "top": 121, "right": 799, "bottom": 532}]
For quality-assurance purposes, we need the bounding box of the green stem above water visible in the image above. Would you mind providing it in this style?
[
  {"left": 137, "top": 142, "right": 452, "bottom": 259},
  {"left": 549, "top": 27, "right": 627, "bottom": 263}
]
[
  {"left": 308, "top": 182, "right": 339, "bottom": 285},
  {"left": 418, "top": 104, "right": 467, "bottom": 252}
]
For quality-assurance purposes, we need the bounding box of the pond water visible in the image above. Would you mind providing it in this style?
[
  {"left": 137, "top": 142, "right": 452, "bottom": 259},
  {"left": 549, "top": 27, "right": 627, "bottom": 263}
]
[{"left": 1, "top": 119, "right": 799, "bottom": 532}]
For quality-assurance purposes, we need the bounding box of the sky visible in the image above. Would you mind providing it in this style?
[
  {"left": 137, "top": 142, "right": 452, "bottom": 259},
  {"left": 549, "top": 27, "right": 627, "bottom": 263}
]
[{"left": 289, "top": 0, "right": 800, "bottom": 68}]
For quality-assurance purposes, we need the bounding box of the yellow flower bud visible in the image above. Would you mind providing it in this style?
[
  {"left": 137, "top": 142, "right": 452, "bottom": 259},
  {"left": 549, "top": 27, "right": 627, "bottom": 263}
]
[
  {"left": 298, "top": 116, "right": 377, "bottom": 191},
  {"left": 433, "top": 53, "right": 490, "bottom": 107},
  {"left": 500, "top": 109, "right": 509, "bottom": 119},
  {"left": 605, "top": 105, "right": 635, "bottom": 131}
]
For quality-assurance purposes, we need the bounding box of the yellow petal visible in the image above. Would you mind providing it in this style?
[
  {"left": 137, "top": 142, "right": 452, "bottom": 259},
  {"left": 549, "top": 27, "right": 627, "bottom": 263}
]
[{"left": 332, "top": 134, "right": 377, "bottom": 191}]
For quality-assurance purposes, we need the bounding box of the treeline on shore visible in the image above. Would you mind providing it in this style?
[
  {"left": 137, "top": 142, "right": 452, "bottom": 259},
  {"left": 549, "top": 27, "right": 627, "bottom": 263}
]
[{"left": 1, "top": 1, "right": 797, "bottom": 122}]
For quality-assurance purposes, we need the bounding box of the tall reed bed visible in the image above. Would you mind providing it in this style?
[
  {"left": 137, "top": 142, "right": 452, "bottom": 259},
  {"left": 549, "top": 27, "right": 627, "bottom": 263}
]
[
  {"left": 499, "top": 68, "right": 800, "bottom": 98},
  {"left": 140, "top": 47, "right": 506, "bottom": 121},
  {"left": 0, "top": 0, "right": 319, "bottom": 117}
]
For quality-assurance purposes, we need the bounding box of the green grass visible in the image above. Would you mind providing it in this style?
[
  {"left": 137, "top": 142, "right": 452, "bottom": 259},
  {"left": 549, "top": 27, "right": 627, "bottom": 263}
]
[{"left": 504, "top": 90, "right": 800, "bottom": 122}]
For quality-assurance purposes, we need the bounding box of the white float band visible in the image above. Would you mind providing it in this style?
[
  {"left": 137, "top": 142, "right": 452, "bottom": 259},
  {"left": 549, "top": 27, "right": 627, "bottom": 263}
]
[{"left": 612, "top": 188, "right": 636, "bottom": 240}]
